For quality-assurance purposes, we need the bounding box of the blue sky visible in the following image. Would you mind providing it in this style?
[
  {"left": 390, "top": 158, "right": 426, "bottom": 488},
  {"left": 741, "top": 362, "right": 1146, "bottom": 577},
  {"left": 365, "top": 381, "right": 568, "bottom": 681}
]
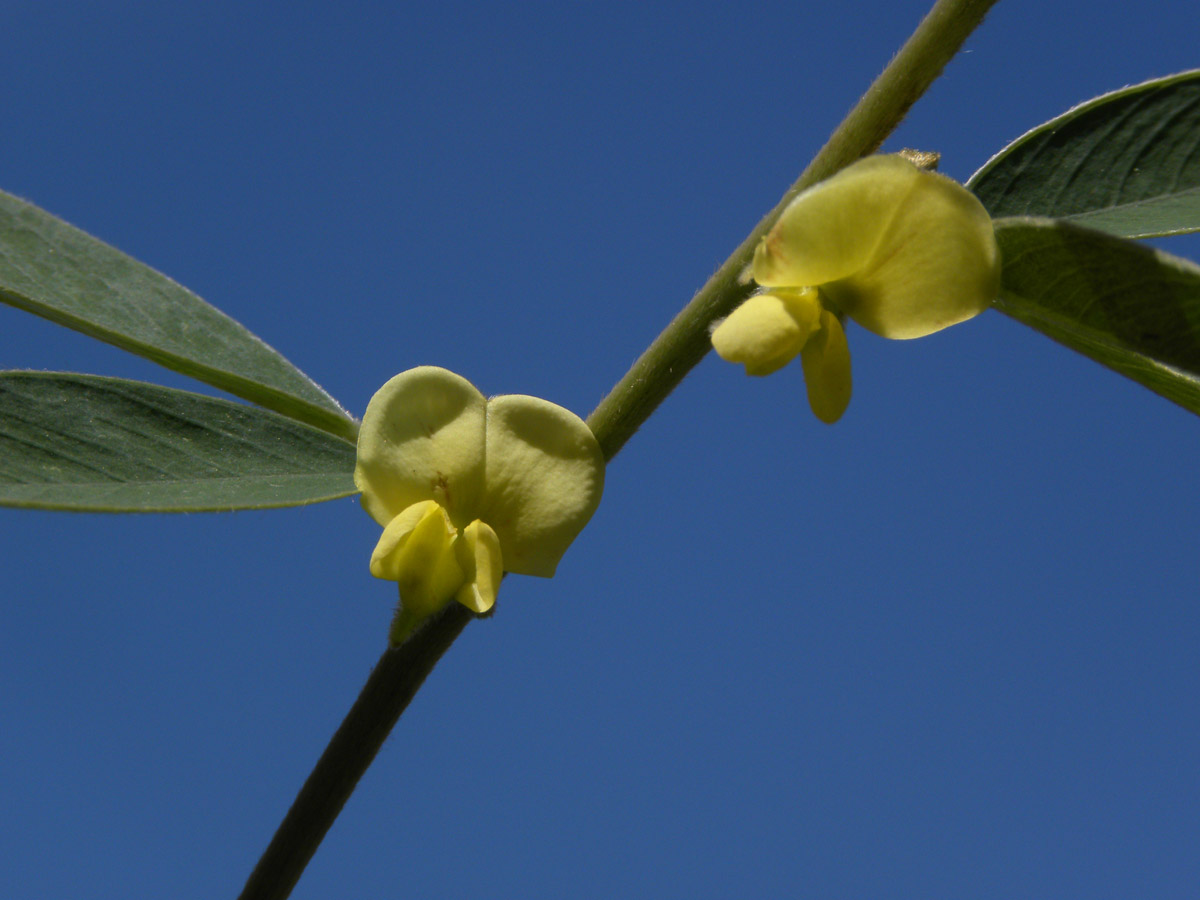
[{"left": 2, "top": 1, "right": 1199, "bottom": 898}]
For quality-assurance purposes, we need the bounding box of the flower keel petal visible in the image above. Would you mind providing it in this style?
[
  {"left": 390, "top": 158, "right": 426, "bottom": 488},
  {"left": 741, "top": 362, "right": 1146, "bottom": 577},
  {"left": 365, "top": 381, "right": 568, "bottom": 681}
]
[
  {"left": 800, "top": 309, "right": 852, "bottom": 424},
  {"left": 455, "top": 519, "right": 503, "bottom": 614}
]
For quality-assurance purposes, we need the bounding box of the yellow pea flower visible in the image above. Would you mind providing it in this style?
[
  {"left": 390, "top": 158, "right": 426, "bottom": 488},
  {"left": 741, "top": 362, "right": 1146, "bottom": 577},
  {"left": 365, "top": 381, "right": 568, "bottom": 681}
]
[
  {"left": 355, "top": 367, "right": 605, "bottom": 645},
  {"left": 712, "top": 154, "right": 1000, "bottom": 423}
]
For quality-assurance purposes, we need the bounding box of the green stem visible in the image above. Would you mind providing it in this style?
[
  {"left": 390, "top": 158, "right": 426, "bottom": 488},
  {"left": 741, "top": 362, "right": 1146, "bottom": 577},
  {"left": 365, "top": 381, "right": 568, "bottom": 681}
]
[
  {"left": 236, "top": 603, "right": 473, "bottom": 900},
  {"left": 236, "top": 1, "right": 1001, "bottom": 896},
  {"left": 585, "top": 0, "right": 1001, "bottom": 458}
]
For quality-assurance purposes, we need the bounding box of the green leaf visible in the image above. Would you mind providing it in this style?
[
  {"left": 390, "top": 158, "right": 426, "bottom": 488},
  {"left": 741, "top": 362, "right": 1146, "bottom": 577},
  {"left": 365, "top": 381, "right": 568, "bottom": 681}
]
[
  {"left": 0, "top": 372, "right": 359, "bottom": 512},
  {"left": 0, "top": 189, "right": 357, "bottom": 442},
  {"left": 969, "top": 70, "right": 1200, "bottom": 239},
  {"left": 994, "top": 217, "right": 1200, "bottom": 416}
]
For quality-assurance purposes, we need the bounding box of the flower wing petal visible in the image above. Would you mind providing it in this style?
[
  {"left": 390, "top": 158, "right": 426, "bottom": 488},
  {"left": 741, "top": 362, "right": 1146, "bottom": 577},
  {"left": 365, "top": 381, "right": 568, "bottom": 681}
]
[
  {"left": 711, "top": 289, "right": 822, "bottom": 376},
  {"left": 369, "top": 499, "right": 445, "bottom": 581},
  {"left": 354, "top": 366, "right": 488, "bottom": 527},
  {"left": 480, "top": 395, "right": 605, "bottom": 578}
]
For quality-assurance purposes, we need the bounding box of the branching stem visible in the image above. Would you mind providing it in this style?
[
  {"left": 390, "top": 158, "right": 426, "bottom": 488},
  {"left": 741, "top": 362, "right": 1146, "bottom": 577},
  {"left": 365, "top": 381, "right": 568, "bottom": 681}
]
[{"left": 236, "top": 1, "right": 1001, "bottom": 897}]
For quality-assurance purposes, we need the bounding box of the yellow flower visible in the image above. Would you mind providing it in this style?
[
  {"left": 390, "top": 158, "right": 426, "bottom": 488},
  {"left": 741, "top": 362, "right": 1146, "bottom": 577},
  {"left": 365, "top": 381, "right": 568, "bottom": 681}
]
[
  {"left": 355, "top": 367, "right": 605, "bottom": 645},
  {"left": 712, "top": 154, "right": 1000, "bottom": 423}
]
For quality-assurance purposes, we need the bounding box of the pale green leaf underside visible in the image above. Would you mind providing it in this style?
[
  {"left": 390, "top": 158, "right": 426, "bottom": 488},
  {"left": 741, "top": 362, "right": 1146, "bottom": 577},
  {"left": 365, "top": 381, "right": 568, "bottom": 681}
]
[
  {"left": 0, "top": 190, "right": 357, "bottom": 442},
  {"left": 0, "top": 372, "right": 358, "bottom": 512},
  {"left": 969, "top": 70, "right": 1200, "bottom": 239},
  {"left": 994, "top": 217, "right": 1200, "bottom": 416}
]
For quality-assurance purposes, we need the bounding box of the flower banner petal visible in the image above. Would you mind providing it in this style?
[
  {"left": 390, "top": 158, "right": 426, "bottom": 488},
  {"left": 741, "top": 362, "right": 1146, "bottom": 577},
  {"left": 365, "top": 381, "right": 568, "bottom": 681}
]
[
  {"left": 827, "top": 167, "right": 999, "bottom": 339},
  {"left": 355, "top": 367, "right": 487, "bottom": 528},
  {"left": 481, "top": 395, "right": 605, "bottom": 577},
  {"left": 753, "top": 155, "right": 919, "bottom": 288}
]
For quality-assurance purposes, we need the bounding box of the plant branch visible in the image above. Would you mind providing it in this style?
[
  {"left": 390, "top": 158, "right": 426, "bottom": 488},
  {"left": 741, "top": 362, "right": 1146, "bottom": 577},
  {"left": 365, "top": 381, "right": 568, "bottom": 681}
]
[
  {"left": 236, "top": 603, "right": 473, "bottom": 900},
  {"left": 236, "top": 0, "right": 1001, "bottom": 896},
  {"left": 584, "top": 0, "right": 1001, "bottom": 458}
]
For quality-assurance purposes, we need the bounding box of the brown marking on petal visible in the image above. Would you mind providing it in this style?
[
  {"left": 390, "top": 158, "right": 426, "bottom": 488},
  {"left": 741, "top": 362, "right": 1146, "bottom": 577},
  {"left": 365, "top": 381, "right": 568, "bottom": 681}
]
[
  {"left": 763, "top": 231, "right": 783, "bottom": 259},
  {"left": 433, "top": 471, "right": 451, "bottom": 506}
]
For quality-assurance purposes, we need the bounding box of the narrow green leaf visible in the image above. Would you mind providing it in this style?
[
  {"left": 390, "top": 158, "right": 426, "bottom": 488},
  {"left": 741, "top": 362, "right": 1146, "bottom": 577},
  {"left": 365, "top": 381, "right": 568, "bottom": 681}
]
[
  {"left": 0, "top": 372, "right": 359, "bottom": 512},
  {"left": 969, "top": 70, "right": 1200, "bottom": 239},
  {"left": 994, "top": 217, "right": 1200, "bottom": 416},
  {"left": 0, "top": 190, "right": 357, "bottom": 442}
]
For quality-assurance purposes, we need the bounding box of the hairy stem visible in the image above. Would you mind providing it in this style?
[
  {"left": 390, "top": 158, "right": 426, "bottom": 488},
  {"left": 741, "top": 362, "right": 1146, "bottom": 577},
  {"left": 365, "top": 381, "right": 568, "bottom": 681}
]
[{"left": 237, "top": 1, "right": 1001, "bottom": 896}]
